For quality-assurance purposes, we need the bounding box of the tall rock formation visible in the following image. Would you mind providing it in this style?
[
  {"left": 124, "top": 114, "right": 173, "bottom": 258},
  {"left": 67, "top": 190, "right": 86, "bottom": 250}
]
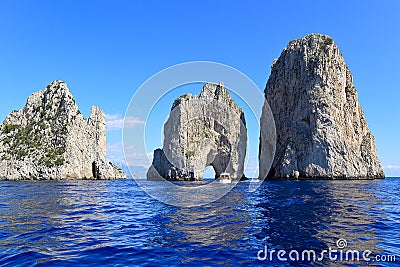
[
  {"left": 259, "top": 33, "right": 384, "bottom": 179},
  {"left": 147, "top": 82, "right": 247, "bottom": 181},
  {"left": 0, "top": 80, "right": 126, "bottom": 180}
]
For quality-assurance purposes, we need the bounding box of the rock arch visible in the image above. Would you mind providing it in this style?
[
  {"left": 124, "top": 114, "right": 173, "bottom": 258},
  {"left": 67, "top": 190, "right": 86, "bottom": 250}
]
[{"left": 147, "top": 82, "right": 247, "bottom": 181}]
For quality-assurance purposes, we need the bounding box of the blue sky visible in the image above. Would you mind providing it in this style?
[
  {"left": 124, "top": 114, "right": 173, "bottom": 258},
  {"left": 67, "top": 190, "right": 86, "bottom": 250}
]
[{"left": 1, "top": 1, "right": 399, "bottom": 176}]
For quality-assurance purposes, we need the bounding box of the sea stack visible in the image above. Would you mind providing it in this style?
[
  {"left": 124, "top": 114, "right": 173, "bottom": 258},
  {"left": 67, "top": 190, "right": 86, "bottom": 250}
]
[
  {"left": 259, "top": 33, "right": 384, "bottom": 179},
  {"left": 0, "top": 80, "right": 126, "bottom": 180},
  {"left": 147, "top": 82, "right": 247, "bottom": 181}
]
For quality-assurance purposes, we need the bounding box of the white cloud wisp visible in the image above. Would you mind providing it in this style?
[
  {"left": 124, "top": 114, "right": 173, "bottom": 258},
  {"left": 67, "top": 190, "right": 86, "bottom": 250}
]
[{"left": 105, "top": 113, "right": 145, "bottom": 131}]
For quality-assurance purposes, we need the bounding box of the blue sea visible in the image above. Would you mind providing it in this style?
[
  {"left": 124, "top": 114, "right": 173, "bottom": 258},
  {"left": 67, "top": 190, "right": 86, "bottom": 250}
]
[{"left": 0, "top": 178, "right": 399, "bottom": 266}]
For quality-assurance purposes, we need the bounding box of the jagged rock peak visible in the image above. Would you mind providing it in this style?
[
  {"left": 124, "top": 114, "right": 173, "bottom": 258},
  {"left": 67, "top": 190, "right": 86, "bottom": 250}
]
[
  {"left": 36, "top": 80, "right": 74, "bottom": 107},
  {"left": 286, "top": 33, "right": 334, "bottom": 48},
  {"left": 259, "top": 33, "right": 384, "bottom": 179},
  {"left": 199, "top": 82, "right": 231, "bottom": 100},
  {"left": 147, "top": 82, "right": 247, "bottom": 181},
  {"left": 0, "top": 80, "right": 126, "bottom": 180},
  {"left": 171, "top": 82, "right": 236, "bottom": 111}
]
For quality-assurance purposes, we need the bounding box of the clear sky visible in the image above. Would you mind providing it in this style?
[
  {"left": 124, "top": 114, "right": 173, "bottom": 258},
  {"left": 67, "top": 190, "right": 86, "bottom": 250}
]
[{"left": 1, "top": 0, "right": 399, "bottom": 177}]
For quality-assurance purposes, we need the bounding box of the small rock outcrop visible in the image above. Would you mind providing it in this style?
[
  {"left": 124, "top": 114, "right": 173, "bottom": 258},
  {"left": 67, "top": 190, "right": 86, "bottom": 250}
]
[
  {"left": 259, "top": 33, "right": 384, "bottom": 179},
  {"left": 147, "top": 82, "right": 247, "bottom": 181},
  {"left": 0, "top": 80, "right": 126, "bottom": 180}
]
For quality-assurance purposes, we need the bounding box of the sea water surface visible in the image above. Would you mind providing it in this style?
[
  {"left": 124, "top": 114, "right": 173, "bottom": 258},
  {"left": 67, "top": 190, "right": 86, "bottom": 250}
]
[{"left": 0, "top": 178, "right": 399, "bottom": 266}]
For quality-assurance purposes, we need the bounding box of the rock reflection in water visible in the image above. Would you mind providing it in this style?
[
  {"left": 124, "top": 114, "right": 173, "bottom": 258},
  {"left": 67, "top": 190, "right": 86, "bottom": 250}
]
[
  {"left": 253, "top": 180, "right": 395, "bottom": 266},
  {"left": 0, "top": 178, "right": 399, "bottom": 266}
]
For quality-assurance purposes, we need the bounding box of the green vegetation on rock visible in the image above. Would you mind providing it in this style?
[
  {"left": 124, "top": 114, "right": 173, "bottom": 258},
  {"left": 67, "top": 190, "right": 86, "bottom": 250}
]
[
  {"left": 2, "top": 124, "right": 20, "bottom": 134},
  {"left": 2, "top": 101, "right": 67, "bottom": 165},
  {"left": 185, "top": 150, "right": 195, "bottom": 158}
]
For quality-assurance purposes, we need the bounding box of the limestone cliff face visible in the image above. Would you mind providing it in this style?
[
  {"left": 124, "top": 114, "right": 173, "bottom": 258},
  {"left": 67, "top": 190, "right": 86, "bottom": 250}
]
[
  {"left": 259, "top": 33, "right": 384, "bottom": 179},
  {"left": 147, "top": 82, "right": 247, "bottom": 181},
  {"left": 0, "top": 80, "right": 126, "bottom": 180}
]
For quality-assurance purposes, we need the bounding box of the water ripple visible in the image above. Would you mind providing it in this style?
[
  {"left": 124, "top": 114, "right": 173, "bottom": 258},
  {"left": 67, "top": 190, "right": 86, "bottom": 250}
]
[{"left": 0, "top": 179, "right": 399, "bottom": 266}]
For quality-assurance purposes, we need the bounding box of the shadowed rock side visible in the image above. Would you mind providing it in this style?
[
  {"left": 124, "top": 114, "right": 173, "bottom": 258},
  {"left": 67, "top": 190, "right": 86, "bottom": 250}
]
[
  {"left": 259, "top": 33, "right": 384, "bottom": 179},
  {"left": 0, "top": 80, "right": 126, "bottom": 180},
  {"left": 147, "top": 82, "right": 247, "bottom": 181}
]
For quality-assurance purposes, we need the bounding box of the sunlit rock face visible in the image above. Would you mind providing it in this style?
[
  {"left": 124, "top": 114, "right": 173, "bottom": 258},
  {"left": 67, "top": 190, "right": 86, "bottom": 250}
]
[
  {"left": 0, "top": 80, "right": 126, "bottom": 180},
  {"left": 147, "top": 82, "right": 247, "bottom": 181},
  {"left": 259, "top": 33, "right": 384, "bottom": 179}
]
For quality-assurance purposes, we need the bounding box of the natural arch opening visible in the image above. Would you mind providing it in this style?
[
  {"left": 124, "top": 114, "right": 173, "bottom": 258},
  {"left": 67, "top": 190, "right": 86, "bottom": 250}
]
[{"left": 203, "top": 165, "right": 216, "bottom": 180}]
